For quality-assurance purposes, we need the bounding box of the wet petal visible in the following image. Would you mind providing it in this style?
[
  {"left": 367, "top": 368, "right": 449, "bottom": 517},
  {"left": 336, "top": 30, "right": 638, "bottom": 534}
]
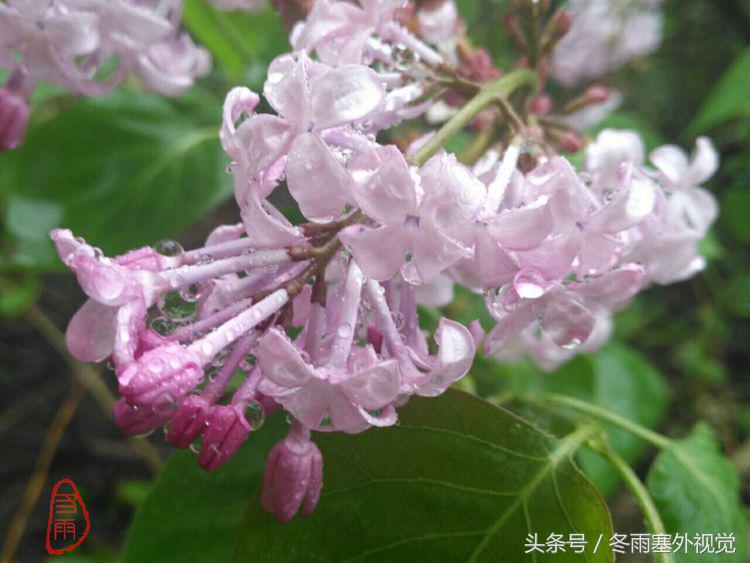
[
  {"left": 309, "top": 65, "right": 385, "bottom": 129},
  {"left": 66, "top": 298, "right": 117, "bottom": 362},
  {"left": 339, "top": 224, "right": 408, "bottom": 281}
]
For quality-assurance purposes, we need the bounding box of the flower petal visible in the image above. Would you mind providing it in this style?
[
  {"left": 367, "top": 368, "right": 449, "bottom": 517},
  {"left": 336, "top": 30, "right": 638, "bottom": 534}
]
[
  {"left": 286, "top": 133, "right": 351, "bottom": 220},
  {"left": 340, "top": 359, "right": 400, "bottom": 409},
  {"left": 66, "top": 298, "right": 117, "bottom": 362},
  {"left": 339, "top": 225, "right": 408, "bottom": 281},
  {"left": 417, "top": 152, "right": 486, "bottom": 231},
  {"left": 349, "top": 145, "right": 417, "bottom": 224},
  {"left": 309, "top": 65, "right": 385, "bottom": 129},
  {"left": 257, "top": 327, "right": 316, "bottom": 388}
]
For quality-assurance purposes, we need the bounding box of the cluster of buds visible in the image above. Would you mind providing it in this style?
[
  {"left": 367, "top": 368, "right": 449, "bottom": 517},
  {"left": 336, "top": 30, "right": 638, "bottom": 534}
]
[{"left": 52, "top": 0, "right": 716, "bottom": 522}]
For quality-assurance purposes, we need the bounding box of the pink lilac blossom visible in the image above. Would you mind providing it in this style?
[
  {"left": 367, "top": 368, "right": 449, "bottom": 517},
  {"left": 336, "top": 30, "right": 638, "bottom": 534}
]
[
  {"left": 52, "top": 2, "right": 719, "bottom": 524},
  {"left": 0, "top": 0, "right": 209, "bottom": 150},
  {"left": 551, "top": 0, "right": 663, "bottom": 86}
]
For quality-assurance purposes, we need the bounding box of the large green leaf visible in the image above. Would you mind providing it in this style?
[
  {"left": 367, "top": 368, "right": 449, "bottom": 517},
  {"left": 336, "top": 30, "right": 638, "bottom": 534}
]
[
  {"left": 182, "top": 0, "right": 288, "bottom": 87},
  {"left": 647, "top": 423, "right": 748, "bottom": 562},
  {"left": 1, "top": 91, "right": 231, "bottom": 270},
  {"left": 691, "top": 47, "right": 750, "bottom": 132},
  {"left": 233, "top": 390, "right": 613, "bottom": 562},
  {"left": 121, "top": 414, "right": 286, "bottom": 563},
  {"left": 482, "top": 345, "right": 669, "bottom": 497}
]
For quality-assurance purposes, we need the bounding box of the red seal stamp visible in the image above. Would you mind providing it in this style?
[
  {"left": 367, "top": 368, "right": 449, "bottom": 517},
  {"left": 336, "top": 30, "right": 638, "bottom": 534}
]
[{"left": 45, "top": 478, "right": 90, "bottom": 555}]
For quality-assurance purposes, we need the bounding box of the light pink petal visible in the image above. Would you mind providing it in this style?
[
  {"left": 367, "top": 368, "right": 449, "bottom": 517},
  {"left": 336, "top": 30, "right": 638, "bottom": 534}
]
[
  {"left": 238, "top": 188, "right": 303, "bottom": 247},
  {"left": 578, "top": 264, "right": 644, "bottom": 308},
  {"left": 588, "top": 166, "right": 657, "bottom": 233},
  {"left": 264, "top": 53, "right": 310, "bottom": 123},
  {"left": 220, "top": 87, "right": 260, "bottom": 158},
  {"left": 687, "top": 137, "right": 719, "bottom": 186},
  {"left": 650, "top": 144, "right": 689, "bottom": 186},
  {"left": 349, "top": 145, "right": 417, "bottom": 224},
  {"left": 409, "top": 228, "right": 470, "bottom": 284},
  {"left": 515, "top": 234, "right": 579, "bottom": 280},
  {"left": 339, "top": 225, "right": 408, "bottom": 281},
  {"left": 541, "top": 295, "right": 596, "bottom": 349},
  {"left": 233, "top": 114, "right": 293, "bottom": 179},
  {"left": 257, "top": 327, "right": 316, "bottom": 388},
  {"left": 486, "top": 199, "right": 553, "bottom": 250},
  {"left": 668, "top": 187, "right": 718, "bottom": 234},
  {"left": 309, "top": 65, "right": 385, "bottom": 129},
  {"left": 66, "top": 298, "right": 117, "bottom": 362},
  {"left": 483, "top": 301, "right": 540, "bottom": 356},
  {"left": 340, "top": 359, "right": 400, "bottom": 409},
  {"left": 414, "top": 274, "right": 454, "bottom": 307},
  {"left": 286, "top": 133, "right": 351, "bottom": 220},
  {"left": 417, "top": 152, "right": 486, "bottom": 231}
]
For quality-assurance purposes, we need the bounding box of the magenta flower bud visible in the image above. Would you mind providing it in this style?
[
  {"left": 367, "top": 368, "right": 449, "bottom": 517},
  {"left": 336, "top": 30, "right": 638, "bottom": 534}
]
[
  {"left": 0, "top": 87, "right": 30, "bottom": 152},
  {"left": 584, "top": 85, "right": 612, "bottom": 104},
  {"left": 113, "top": 398, "right": 171, "bottom": 437},
  {"left": 198, "top": 404, "right": 254, "bottom": 471},
  {"left": 261, "top": 423, "right": 323, "bottom": 523},
  {"left": 559, "top": 132, "right": 584, "bottom": 153},
  {"left": 117, "top": 343, "right": 204, "bottom": 407},
  {"left": 0, "top": 69, "right": 33, "bottom": 152},
  {"left": 529, "top": 94, "right": 552, "bottom": 116},
  {"left": 166, "top": 395, "right": 212, "bottom": 448},
  {"left": 551, "top": 10, "right": 572, "bottom": 40}
]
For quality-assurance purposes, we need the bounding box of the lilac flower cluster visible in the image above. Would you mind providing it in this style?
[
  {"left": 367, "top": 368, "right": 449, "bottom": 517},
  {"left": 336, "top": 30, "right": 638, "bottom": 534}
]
[
  {"left": 551, "top": 0, "right": 664, "bottom": 86},
  {"left": 0, "top": 0, "right": 265, "bottom": 149},
  {"left": 51, "top": 0, "right": 718, "bottom": 522}
]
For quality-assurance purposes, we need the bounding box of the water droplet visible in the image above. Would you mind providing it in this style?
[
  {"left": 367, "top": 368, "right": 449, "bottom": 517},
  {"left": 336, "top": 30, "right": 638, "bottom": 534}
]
[
  {"left": 206, "top": 365, "right": 221, "bottom": 382},
  {"left": 150, "top": 316, "right": 176, "bottom": 336},
  {"left": 603, "top": 188, "right": 616, "bottom": 202},
  {"left": 153, "top": 393, "right": 176, "bottom": 416},
  {"left": 135, "top": 429, "right": 155, "bottom": 438},
  {"left": 391, "top": 312, "right": 405, "bottom": 330},
  {"left": 154, "top": 239, "right": 184, "bottom": 257},
  {"left": 337, "top": 323, "right": 352, "bottom": 338},
  {"left": 561, "top": 337, "right": 583, "bottom": 350},
  {"left": 244, "top": 400, "right": 265, "bottom": 430},
  {"left": 158, "top": 291, "right": 198, "bottom": 322},
  {"left": 189, "top": 436, "right": 203, "bottom": 454},
  {"left": 239, "top": 353, "right": 256, "bottom": 372},
  {"left": 179, "top": 283, "right": 203, "bottom": 303}
]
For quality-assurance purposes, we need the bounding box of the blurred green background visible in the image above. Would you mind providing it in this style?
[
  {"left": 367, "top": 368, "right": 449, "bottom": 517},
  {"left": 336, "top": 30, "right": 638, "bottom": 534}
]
[{"left": 0, "top": 0, "right": 748, "bottom": 561}]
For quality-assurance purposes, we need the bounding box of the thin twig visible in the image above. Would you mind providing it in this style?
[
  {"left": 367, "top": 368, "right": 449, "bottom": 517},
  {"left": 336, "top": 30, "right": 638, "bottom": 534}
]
[
  {"left": 0, "top": 380, "right": 86, "bottom": 563},
  {"left": 25, "top": 306, "right": 163, "bottom": 474}
]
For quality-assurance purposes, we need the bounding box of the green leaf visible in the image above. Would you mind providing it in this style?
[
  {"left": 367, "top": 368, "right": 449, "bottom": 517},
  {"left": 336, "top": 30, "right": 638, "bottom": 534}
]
[
  {"left": 0, "top": 273, "right": 40, "bottom": 317},
  {"left": 647, "top": 423, "right": 748, "bottom": 562},
  {"left": 121, "top": 414, "right": 287, "bottom": 563},
  {"left": 182, "top": 0, "right": 288, "bottom": 87},
  {"left": 484, "top": 345, "right": 669, "bottom": 496},
  {"left": 691, "top": 47, "right": 750, "bottom": 132},
  {"left": 1, "top": 91, "right": 231, "bottom": 271},
  {"left": 233, "top": 390, "right": 613, "bottom": 562},
  {"left": 722, "top": 187, "right": 750, "bottom": 244}
]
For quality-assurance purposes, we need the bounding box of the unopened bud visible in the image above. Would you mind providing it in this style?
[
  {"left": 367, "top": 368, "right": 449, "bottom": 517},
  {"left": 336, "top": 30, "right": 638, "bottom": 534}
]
[
  {"left": 558, "top": 131, "right": 584, "bottom": 153},
  {"left": 0, "top": 70, "right": 33, "bottom": 152},
  {"left": 529, "top": 94, "right": 552, "bottom": 115},
  {"left": 584, "top": 86, "right": 611, "bottom": 104}
]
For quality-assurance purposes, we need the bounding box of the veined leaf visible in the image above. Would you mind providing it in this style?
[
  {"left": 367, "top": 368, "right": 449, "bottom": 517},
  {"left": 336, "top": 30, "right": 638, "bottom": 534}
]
[
  {"left": 1, "top": 91, "right": 232, "bottom": 271},
  {"left": 647, "top": 423, "right": 748, "bottom": 563},
  {"left": 233, "top": 390, "right": 613, "bottom": 562},
  {"left": 691, "top": 47, "right": 750, "bottom": 132},
  {"left": 121, "top": 414, "right": 287, "bottom": 563}
]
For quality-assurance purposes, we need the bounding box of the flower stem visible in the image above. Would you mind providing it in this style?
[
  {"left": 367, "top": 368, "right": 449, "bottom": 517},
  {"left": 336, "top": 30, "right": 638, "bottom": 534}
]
[
  {"left": 411, "top": 69, "right": 537, "bottom": 166},
  {"left": 529, "top": 393, "right": 673, "bottom": 450},
  {"left": 592, "top": 444, "right": 675, "bottom": 563}
]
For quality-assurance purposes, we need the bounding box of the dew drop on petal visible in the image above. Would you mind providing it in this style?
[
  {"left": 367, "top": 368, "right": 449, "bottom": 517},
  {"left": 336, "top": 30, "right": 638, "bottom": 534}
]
[
  {"left": 244, "top": 400, "right": 265, "bottom": 430},
  {"left": 154, "top": 239, "right": 184, "bottom": 257}
]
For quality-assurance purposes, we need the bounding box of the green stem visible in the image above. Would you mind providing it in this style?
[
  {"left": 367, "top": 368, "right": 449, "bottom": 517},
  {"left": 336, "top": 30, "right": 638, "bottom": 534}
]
[
  {"left": 411, "top": 69, "right": 537, "bottom": 166},
  {"left": 527, "top": 394, "right": 673, "bottom": 450},
  {"left": 594, "top": 446, "right": 675, "bottom": 563}
]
